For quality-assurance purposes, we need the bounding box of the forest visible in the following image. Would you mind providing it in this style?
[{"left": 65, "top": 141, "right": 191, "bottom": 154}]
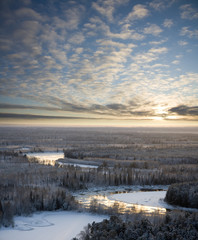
[
  {"left": 73, "top": 212, "right": 198, "bottom": 240},
  {"left": 165, "top": 182, "right": 198, "bottom": 208}
]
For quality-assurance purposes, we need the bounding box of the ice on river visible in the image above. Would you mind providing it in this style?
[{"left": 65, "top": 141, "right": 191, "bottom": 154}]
[
  {"left": 58, "top": 162, "right": 98, "bottom": 168},
  {"left": 109, "top": 191, "right": 167, "bottom": 208},
  {"left": 109, "top": 190, "right": 198, "bottom": 212},
  {"left": 0, "top": 211, "right": 107, "bottom": 240}
]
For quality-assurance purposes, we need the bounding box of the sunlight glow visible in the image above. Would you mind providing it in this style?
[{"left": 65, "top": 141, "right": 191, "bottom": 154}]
[
  {"left": 151, "top": 116, "right": 164, "bottom": 121},
  {"left": 77, "top": 194, "right": 166, "bottom": 215},
  {"left": 165, "top": 115, "right": 181, "bottom": 120},
  {"left": 153, "top": 106, "right": 168, "bottom": 115}
]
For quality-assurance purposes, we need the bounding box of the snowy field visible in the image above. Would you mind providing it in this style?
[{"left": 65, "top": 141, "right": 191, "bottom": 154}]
[
  {"left": 0, "top": 211, "right": 107, "bottom": 240},
  {"left": 109, "top": 191, "right": 168, "bottom": 208}
]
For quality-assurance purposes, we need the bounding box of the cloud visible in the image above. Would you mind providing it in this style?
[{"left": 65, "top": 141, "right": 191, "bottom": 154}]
[
  {"left": 130, "top": 31, "right": 145, "bottom": 41},
  {"left": 92, "top": 0, "right": 129, "bottom": 22},
  {"left": 21, "top": 0, "right": 31, "bottom": 5},
  {"left": 0, "top": 100, "right": 155, "bottom": 119},
  {"left": 180, "top": 4, "right": 198, "bottom": 20},
  {"left": 68, "top": 32, "right": 85, "bottom": 44},
  {"left": 133, "top": 47, "right": 168, "bottom": 64},
  {"left": 75, "top": 48, "right": 84, "bottom": 54},
  {"left": 64, "top": 5, "right": 85, "bottom": 30},
  {"left": 0, "top": 113, "right": 97, "bottom": 120},
  {"left": 125, "top": 4, "right": 149, "bottom": 22},
  {"left": 0, "top": 38, "right": 13, "bottom": 51},
  {"left": 149, "top": 47, "right": 168, "bottom": 54},
  {"left": 15, "top": 7, "right": 43, "bottom": 21},
  {"left": 84, "top": 16, "right": 144, "bottom": 41},
  {"left": 144, "top": 24, "right": 163, "bottom": 36},
  {"left": 169, "top": 105, "right": 198, "bottom": 116},
  {"left": 149, "top": 0, "right": 176, "bottom": 11},
  {"left": 13, "top": 20, "right": 41, "bottom": 50},
  {"left": 179, "top": 73, "right": 198, "bottom": 84},
  {"left": 172, "top": 60, "right": 180, "bottom": 65},
  {"left": 178, "top": 40, "right": 188, "bottom": 46},
  {"left": 149, "top": 39, "right": 167, "bottom": 45},
  {"left": 90, "top": 101, "right": 155, "bottom": 117},
  {"left": 106, "top": 103, "right": 127, "bottom": 110},
  {"left": 180, "top": 27, "right": 198, "bottom": 38},
  {"left": 0, "top": 103, "right": 60, "bottom": 111},
  {"left": 105, "top": 28, "right": 131, "bottom": 40},
  {"left": 163, "top": 19, "right": 173, "bottom": 28},
  {"left": 97, "top": 39, "right": 125, "bottom": 48},
  {"left": 92, "top": 2, "right": 114, "bottom": 22},
  {"left": 148, "top": 63, "right": 169, "bottom": 68}
]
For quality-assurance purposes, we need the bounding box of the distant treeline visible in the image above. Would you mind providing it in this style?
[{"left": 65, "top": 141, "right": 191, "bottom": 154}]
[{"left": 63, "top": 148, "right": 198, "bottom": 165}]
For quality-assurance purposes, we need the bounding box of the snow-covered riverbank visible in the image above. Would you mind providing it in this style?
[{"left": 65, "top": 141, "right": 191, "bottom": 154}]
[{"left": 0, "top": 211, "right": 108, "bottom": 240}]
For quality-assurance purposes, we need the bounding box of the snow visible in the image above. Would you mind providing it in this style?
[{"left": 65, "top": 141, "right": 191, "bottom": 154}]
[
  {"left": 109, "top": 190, "right": 198, "bottom": 212},
  {"left": 0, "top": 211, "right": 107, "bottom": 240},
  {"left": 58, "top": 162, "right": 98, "bottom": 168},
  {"left": 109, "top": 191, "right": 167, "bottom": 208},
  {"left": 20, "top": 147, "right": 30, "bottom": 151},
  {"left": 27, "top": 152, "right": 98, "bottom": 168},
  {"left": 27, "top": 152, "right": 64, "bottom": 161}
]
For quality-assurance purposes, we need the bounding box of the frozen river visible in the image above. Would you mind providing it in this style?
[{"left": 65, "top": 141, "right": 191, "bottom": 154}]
[
  {"left": 75, "top": 187, "right": 169, "bottom": 215},
  {"left": 0, "top": 211, "right": 107, "bottom": 240},
  {"left": 27, "top": 152, "right": 64, "bottom": 165},
  {"left": 27, "top": 152, "right": 98, "bottom": 168},
  {"left": 76, "top": 186, "right": 198, "bottom": 216}
]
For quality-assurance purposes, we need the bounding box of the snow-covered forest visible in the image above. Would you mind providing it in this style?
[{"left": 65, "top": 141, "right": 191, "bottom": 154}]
[{"left": 0, "top": 127, "right": 198, "bottom": 238}]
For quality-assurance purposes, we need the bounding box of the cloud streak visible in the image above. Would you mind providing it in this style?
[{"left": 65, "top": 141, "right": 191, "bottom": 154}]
[
  {"left": 0, "top": 113, "right": 99, "bottom": 120},
  {"left": 0, "top": 103, "right": 60, "bottom": 111},
  {"left": 169, "top": 105, "right": 198, "bottom": 116}
]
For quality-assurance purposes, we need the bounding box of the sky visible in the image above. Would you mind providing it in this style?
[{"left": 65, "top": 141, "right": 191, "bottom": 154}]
[{"left": 0, "top": 0, "right": 198, "bottom": 127}]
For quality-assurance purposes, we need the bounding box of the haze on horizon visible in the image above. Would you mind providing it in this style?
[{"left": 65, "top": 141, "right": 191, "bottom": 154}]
[{"left": 0, "top": 0, "right": 198, "bottom": 127}]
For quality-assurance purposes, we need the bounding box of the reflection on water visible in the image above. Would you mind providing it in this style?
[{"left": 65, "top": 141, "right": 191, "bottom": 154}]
[{"left": 76, "top": 191, "right": 167, "bottom": 216}]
